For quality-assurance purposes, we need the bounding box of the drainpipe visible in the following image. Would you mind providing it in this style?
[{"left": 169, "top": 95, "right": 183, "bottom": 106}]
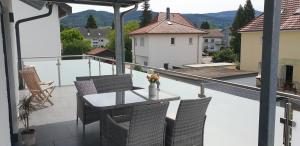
[
  {"left": 0, "top": 1, "right": 14, "bottom": 143},
  {"left": 15, "top": 3, "right": 53, "bottom": 89},
  {"left": 120, "top": 4, "right": 138, "bottom": 73}
]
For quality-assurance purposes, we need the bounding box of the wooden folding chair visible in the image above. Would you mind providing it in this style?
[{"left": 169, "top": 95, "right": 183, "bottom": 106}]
[
  {"left": 19, "top": 69, "right": 55, "bottom": 106},
  {"left": 23, "top": 65, "right": 54, "bottom": 86}
]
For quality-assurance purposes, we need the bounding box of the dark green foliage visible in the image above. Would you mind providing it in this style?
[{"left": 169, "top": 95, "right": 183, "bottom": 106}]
[
  {"left": 230, "top": 0, "right": 256, "bottom": 61},
  {"left": 111, "top": 21, "right": 114, "bottom": 30},
  {"left": 139, "top": 1, "right": 152, "bottom": 27},
  {"left": 86, "top": 15, "right": 98, "bottom": 28},
  {"left": 200, "top": 21, "right": 210, "bottom": 29},
  {"left": 61, "top": 29, "right": 91, "bottom": 55},
  {"left": 62, "top": 40, "right": 91, "bottom": 55},
  {"left": 230, "top": 5, "right": 245, "bottom": 61},
  {"left": 212, "top": 49, "right": 237, "bottom": 63},
  {"left": 244, "top": 0, "right": 256, "bottom": 24},
  {"left": 18, "top": 97, "right": 35, "bottom": 131},
  {"left": 107, "top": 21, "right": 140, "bottom": 62}
]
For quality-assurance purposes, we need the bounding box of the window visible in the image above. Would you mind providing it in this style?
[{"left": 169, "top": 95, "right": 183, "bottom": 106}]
[
  {"left": 211, "top": 39, "right": 215, "bottom": 43},
  {"left": 171, "top": 38, "right": 175, "bottom": 45},
  {"left": 100, "top": 39, "right": 104, "bottom": 42},
  {"left": 189, "top": 38, "right": 193, "bottom": 45},
  {"left": 210, "top": 46, "right": 215, "bottom": 50},
  {"left": 204, "top": 39, "right": 208, "bottom": 42},
  {"left": 134, "top": 38, "right": 137, "bottom": 46},
  {"left": 140, "top": 37, "right": 144, "bottom": 47}
]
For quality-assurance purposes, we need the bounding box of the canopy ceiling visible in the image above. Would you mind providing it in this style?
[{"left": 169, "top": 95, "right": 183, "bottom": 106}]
[{"left": 31, "top": 0, "right": 146, "bottom": 7}]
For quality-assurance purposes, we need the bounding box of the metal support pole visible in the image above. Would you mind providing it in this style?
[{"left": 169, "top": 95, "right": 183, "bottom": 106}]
[
  {"left": 98, "top": 58, "right": 101, "bottom": 76},
  {"left": 198, "top": 83, "right": 206, "bottom": 98},
  {"left": 113, "top": 4, "right": 123, "bottom": 75},
  {"left": 112, "top": 62, "right": 115, "bottom": 75},
  {"left": 56, "top": 58, "right": 61, "bottom": 87},
  {"left": 280, "top": 101, "right": 296, "bottom": 146},
  {"left": 88, "top": 57, "right": 91, "bottom": 76},
  {"left": 130, "top": 64, "right": 133, "bottom": 76},
  {"left": 258, "top": 0, "right": 282, "bottom": 146}
]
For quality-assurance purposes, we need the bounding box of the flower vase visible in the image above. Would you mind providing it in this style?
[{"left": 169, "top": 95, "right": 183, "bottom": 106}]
[{"left": 148, "top": 83, "right": 157, "bottom": 98}]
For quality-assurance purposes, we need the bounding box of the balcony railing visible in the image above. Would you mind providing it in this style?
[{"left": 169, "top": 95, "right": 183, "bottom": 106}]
[{"left": 21, "top": 55, "right": 300, "bottom": 146}]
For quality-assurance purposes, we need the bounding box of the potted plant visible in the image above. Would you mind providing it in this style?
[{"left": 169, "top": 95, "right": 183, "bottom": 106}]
[{"left": 19, "top": 97, "right": 36, "bottom": 146}]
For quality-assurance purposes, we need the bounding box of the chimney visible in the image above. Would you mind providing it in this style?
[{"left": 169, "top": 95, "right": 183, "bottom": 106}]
[{"left": 166, "top": 7, "right": 170, "bottom": 20}]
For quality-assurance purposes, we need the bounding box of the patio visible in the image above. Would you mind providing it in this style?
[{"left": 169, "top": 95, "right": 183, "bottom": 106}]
[{"left": 14, "top": 58, "right": 300, "bottom": 146}]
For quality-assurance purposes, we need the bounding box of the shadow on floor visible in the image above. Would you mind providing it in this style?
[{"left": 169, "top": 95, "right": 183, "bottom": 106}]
[{"left": 14, "top": 120, "right": 100, "bottom": 146}]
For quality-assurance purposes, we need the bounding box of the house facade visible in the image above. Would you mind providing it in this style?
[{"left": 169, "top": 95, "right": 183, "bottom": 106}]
[
  {"left": 12, "top": 0, "right": 71, "bottom": 59},
  {"left": 130, "top": 9, "right": 206, "bottom": 69},
  {"left": 240, "top": 0, "right": 300, "bottom": 89},
  {"left": 77, "top": 27, "right": 110, "bottom": 48},
  {"left": 203, "top": 29, "right": 224, "bottom": 52}
]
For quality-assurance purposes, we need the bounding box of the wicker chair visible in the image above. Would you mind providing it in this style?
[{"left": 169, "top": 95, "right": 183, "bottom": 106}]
[
  {"left": 165, "top": 97, "right": 212, "bottom": 146},
  {"left": 103, "top": 101, "right": 169, "bottom": 146},
  {"left": 74, "top": 80, "right": 101, "bottom": 136}
]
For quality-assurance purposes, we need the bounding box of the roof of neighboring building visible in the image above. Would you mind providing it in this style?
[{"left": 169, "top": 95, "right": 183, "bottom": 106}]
[
  {"left": 86, "top": 48, "right": 112, "bottom": 55},
  {"left": 155, "top": 12, "right": 195, "bottom": 27},
  {"left": 77, "top": 28, "right": 110, "bottom": 39},
  {"left": 130, "top": 12, "right": 206, "bottom": 35},
  {"left": 203, "top": 29, "right": 224, "bottom": 38},
  {"left": 240, "top": 0, "right": 300, "bottom": 32}
]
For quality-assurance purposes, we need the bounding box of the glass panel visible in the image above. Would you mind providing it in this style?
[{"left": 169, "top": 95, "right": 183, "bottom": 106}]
[
  {"left": 60, "top": 58, "right": 90, "bottom": 85},
  {"left": 23, "top": 59, "right": 59, "bottom": 86}
]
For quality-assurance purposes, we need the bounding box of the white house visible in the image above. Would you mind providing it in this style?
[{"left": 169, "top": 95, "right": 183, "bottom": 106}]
[
  {"left": 77, "top": 27, "right": 110, "bottom": 48},
  {"left": 130, "top": 8, "right": 206, "bottom": 69},
  {"left": 12, "top": 0, "right": 71, "bottom": 59},
  {"left": 202, "top": 29, "right": 225, "bottom": 52}
]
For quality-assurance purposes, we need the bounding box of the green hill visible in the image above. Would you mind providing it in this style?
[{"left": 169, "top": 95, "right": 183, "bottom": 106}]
[{"left": 61, "top": 10, "right": 262, "bottom": 29}]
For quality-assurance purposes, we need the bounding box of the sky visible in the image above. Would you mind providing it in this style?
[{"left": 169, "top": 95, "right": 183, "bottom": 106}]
[{"left": 69, "top": 0, "right": 265, "bottom": 14}]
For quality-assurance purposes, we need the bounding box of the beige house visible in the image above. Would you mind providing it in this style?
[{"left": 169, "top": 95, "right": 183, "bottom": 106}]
[{"left": 240, "top": 0, "right": 300, "bottom": 90}]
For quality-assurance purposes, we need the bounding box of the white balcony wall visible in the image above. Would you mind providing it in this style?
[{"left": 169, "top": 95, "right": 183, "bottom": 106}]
[{"left": 12, "top": 0, "right": 62, "bottom": 58}]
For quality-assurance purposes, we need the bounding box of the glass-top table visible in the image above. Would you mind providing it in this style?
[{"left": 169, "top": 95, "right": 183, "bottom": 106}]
[{"left": 83, "top": 89, "right": 180, "bottom": 110}]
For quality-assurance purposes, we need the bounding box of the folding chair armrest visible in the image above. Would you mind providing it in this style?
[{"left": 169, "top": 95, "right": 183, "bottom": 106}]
[{"left": 40, "top": 81, "right": 54, "bottom": 86}]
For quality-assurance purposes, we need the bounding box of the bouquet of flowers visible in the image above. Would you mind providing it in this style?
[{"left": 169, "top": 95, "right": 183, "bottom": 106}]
[{"left": 147, "top": 73, "right": 160, "bottom": 83}]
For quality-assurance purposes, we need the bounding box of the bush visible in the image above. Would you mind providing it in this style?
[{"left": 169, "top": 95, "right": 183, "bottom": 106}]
[
  {"left": 212, "top": 49, "right": 237, "bottom": 63},
  {"left": 61, "top": 29, "right": 91, "bottom": 56}
]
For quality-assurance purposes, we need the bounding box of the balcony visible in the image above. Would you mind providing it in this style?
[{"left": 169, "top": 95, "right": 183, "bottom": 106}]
[{"left": 15, "top": 56, "right": 300, "bottom": 146}]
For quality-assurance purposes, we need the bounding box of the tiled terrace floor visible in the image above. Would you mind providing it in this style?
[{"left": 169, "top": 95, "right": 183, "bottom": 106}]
[{"left": 16, "top": 86, "right": 100, "bottom": 146}]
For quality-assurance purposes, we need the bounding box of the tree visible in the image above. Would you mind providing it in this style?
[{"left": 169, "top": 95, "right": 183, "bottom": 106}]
[
  {"left": 111, "top": 21, "right": 114, "bottom": 30},
  {"left": 212, "top": 49, "right": 237, "bottom": 63},
  {"left": 61, "top": 29, "right": 91, "bottom": 55},
  {"left": 200, "top": 21, "right": 210, "bottom": 29},
  {"left": 86, "top": 15, "right": 97, "bottom": 29},
  {"left": 139, "top": 1, "right": 152, "bottom": 27},
  {"left": 244, "top": 0, "right": 255, "bottom": 25},
  {"left": 230, "top": 5, "right": 245, "bottom": 61},
  {"left": 107, "top": 21, "right": 140, "bottom": 62}
]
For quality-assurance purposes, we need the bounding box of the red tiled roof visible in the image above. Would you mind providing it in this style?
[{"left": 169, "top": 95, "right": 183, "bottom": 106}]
[
  {"left": 86, "top": 48, "right": 110, "bottom": 55},
  {"left": 130, "top": 13, "right": 206, "bottom": 35},
  {"left": 156, "top": 12, "right": 194, "bottom": 27},
  {"left": 203, "top": 29, "right": 224, "bottom": 38},
  {"left": 240, "top": 0, "right": 300, "bottom": 32}
]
